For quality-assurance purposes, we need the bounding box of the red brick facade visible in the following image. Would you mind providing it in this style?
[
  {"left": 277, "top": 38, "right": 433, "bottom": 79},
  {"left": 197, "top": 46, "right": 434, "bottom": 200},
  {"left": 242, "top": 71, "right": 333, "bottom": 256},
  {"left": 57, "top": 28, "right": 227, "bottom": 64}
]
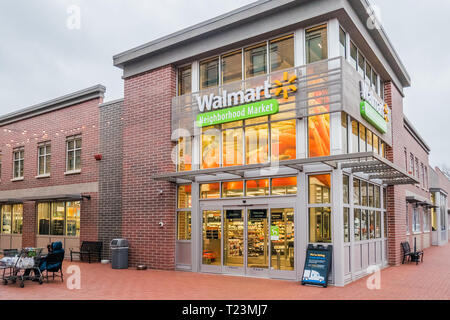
[
  {"left": 0, "top": 96, "right": 102, "bottom": 249},
  {"left": 121, "top": 65, "right": 177, "bottom": 269},
  {"left": 384, "top": 81, "right": 432, "bottom": 265}
]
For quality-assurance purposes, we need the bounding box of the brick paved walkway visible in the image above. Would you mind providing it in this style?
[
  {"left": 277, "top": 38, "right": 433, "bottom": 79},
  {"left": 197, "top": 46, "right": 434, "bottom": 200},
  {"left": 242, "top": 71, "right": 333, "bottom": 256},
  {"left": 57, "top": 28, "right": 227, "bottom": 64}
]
[{"left": 1, "top": 243, "right": 449, "bottom": 300}]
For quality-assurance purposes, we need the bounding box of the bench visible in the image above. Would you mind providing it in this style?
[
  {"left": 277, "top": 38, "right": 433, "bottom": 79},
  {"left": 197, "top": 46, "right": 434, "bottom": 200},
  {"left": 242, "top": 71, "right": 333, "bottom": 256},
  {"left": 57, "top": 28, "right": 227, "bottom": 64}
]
[
  {"left": 70, "top": 241, "right": 102, "bottom": 264},
  {"left": 401, "top": 241, "right": 423, "bottom": 265}
]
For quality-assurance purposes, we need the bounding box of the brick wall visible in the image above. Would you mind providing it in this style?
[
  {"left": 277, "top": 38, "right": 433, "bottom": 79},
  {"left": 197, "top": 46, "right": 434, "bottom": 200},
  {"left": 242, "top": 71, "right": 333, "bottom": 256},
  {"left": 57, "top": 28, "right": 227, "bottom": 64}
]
[
  {"left": 384, "top": 81, "right": 432, "bottom": 265},
  {"left": 0, "top": 97, "right": 102, "bottom": 248},
  {"left": 98, "top": 100, "right": 124, "bottom": 259},
  {"left": 121, "top": 65, "right": 176, "bottom": 269}
]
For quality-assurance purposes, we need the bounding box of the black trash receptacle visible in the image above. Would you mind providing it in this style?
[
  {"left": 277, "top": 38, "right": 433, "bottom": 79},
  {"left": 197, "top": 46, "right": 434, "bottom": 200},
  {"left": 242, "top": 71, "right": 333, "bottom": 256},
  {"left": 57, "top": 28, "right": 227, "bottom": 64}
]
[{"left": 110, "top": 239, "right": 129, "bottom": 269}]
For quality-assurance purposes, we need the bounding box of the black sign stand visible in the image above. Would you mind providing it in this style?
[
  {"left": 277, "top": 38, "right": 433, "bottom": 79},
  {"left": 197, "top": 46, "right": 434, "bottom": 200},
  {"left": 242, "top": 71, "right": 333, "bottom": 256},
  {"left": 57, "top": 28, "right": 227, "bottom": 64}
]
[{"left": 301, "top": 244, "right": 333, "bottom": 288}]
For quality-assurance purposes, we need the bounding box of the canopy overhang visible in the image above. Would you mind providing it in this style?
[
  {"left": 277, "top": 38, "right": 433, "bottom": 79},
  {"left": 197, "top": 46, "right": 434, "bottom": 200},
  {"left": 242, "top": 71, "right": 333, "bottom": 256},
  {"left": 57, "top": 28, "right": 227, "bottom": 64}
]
[
  {"left": 0, "top": 194, "right": 91, "bottom": 203},
  {"left": 152, "top": 151, "right": 419, "bottom": 186}
]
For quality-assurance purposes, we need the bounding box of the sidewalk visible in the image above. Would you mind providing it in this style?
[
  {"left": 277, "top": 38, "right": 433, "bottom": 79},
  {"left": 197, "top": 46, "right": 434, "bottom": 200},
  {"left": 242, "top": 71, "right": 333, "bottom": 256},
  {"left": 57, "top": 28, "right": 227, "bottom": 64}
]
[{"left": 1, "top": 243, "right": 449, "bottom": 300}]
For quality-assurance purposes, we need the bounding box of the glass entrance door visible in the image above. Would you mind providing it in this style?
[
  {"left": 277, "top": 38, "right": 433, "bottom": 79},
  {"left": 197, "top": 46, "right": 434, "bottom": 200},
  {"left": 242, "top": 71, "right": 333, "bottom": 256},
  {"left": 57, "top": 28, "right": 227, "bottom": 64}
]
[
  {"left": 201, "top": 210, "right": 222, "bottom": 273},
  {"left": 223, "top": 209, "right": 244, "bottom": 274},
  {"left": 246, "top": 208, "right": 269, "bottom": 277}
]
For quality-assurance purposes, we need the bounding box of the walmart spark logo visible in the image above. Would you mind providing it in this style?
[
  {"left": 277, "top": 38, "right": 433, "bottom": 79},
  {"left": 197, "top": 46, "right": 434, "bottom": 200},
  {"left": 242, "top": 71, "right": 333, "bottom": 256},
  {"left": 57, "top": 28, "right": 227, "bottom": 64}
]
[{"left": 273, "top": 72, "right": 297, "bottom": 99}]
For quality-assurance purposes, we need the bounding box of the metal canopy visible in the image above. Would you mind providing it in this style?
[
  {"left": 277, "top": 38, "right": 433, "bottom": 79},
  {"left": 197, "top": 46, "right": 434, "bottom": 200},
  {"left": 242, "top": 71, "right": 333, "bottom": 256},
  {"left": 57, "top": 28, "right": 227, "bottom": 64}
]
[
  {"left": 0, "top": 199, "right": 24, "bottom": 204},
  {"left": 152, "top": 151, "right": 419, "bottom": 186},
  {"left": 16, "top": 194, "right": 90, "bottom": 202}
]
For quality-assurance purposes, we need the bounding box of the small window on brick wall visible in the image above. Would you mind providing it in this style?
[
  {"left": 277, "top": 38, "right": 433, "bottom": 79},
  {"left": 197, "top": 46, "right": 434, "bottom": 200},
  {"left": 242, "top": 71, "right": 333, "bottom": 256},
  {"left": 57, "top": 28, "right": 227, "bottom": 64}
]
[
  {"left": 66, "top": 136, "right": 81, "bottom": 172},
  {"left": 13, "top": 148, "right": 24, "bottom": 179}
]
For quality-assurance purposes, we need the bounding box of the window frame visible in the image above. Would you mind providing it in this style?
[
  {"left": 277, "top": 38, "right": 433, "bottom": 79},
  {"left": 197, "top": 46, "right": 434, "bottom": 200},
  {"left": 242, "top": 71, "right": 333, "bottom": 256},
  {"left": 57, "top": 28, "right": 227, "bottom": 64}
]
[
  {"left": 37, "top": 142, "right": 51, "bottom": 176},
  {"left": 66, "top": 135, "right": 82, "bottom": 173},
  {"left": 12, "top": 147, "right": 24, "bottom": 180},
  {"left": 36, "top": 201, "right": 81, "bottom": 237}
]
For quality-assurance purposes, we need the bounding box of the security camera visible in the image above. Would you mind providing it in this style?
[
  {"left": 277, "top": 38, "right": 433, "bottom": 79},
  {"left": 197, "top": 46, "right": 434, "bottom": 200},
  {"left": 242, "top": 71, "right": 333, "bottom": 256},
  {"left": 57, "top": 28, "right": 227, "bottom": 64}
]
[
  {"left": 158, "top": 189, "right": 163, "bottom": 194},
  {"left": 159, "top": 221, "right": 164, "bottom": 228}
]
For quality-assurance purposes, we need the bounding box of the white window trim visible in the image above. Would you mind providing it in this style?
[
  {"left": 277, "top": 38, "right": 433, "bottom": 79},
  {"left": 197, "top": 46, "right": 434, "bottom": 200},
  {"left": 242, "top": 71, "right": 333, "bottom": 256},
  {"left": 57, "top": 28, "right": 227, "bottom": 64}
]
[
  {"left": 66, "top": 136, "right": 82, "bottom": 172},
  {"left": 37, "top": 142, "right": 51, "bottom": 177}
]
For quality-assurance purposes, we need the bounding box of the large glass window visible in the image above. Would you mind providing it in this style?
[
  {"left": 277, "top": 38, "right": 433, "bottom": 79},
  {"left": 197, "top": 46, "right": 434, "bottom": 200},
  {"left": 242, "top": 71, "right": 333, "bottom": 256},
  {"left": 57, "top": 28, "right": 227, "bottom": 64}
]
[
  {"left": 177, "top": 211, "right": 191, "bottom": 240},
  {"left": 245, "top": 43, "right": 267, "bottom": 79},
  {"left": 177, "top": 137, "right": 192, "bottom": 172},
  {"left": 177, "top": 185, "right": 192, "bottom": 209},
  {"left": 271, "top": 177, "right": 297, "bottom": 195},
  {"left": 309, "top": 174, "right": 331, "bottom": 204},
  {"left": 361, "top": 209, "right": 368, "bottom": 240},
  {"left": 270, "top": 35, "right": 294, "bottom": 72},
  {"left": 341, "top": 113, "right": 348, "bottom": 153},
  {"left": 222, "top": 122, "right": 243, "bottom": 167},
  {"left": 271, "top": 120, "right": 296, "bottom": 162},
  {"left": 178, "top": 65, "right": 191, "bottom": 95},
  {"left": 245, "top": 122, "right": 268, "bottom": 164},
  {"left": 222, "top": 181, "right": 244, "bottom": 198},
  {"left": 305, "top": 25, "right": 328, "bottom": 64},
  {"left": 344, "top": 207, "right": 350, "bottom": 242},
  {"left": 38, "top": 203, "right": 50, "bottom": 235},
  {"left": 308, "top": 174, "right": 331, "bottom": 243},
  {"left": 339, "top": 27, "right": 346, "bottom": 58},
  {"left": 349, "top": 41, "right": 357, "bottom": 69},
  {"left": 359, "top": 124, "right": 367, "bottom": 153},
  {"left": 343, "top": 175, "right": 349, "bottom": 205},
  {"left": 201, "top": 126, "right": 220, "bottom": 169},
  {"left": 354, "top": 209, "right": 361, "bottom": 241},
  {"left": 202, "top": 210, "right": 221, "bottom": 265},
  {"left": 67, "top": 136, "right": 81, "bottom": 172},
  {"left": 361, "top": 181, "right": 368, "bottom": 207},
  {"left": 200, "top": 57, "right": 219, "bottom": 89},
  {"left": 271, "top": 208, "right": 294, "bottom": 270},
  {"left": 38, "top": 201, "right": 80, "bottom": 236},
  {"left": 412, "top": 207, "right": 421, "bottom": 233},
  {"left": 309, "top": 207, "right": 331, "bottom": 243},
  {"left": 65, "top": 201, "right": 80, "bottom": 236},
  {"left": 308, "top": 114, "right": 330, "bottom": 157},
  {"left": 200, "top": 183, "right": 220, "bottom": 199},
  {"left": 357, "top": 51, "right": 365, "bottom": 78},
  {"left": 38, "top": 143, "right": 51, "bottom": 176},
  {"left": 246, "top": 179, "right": 269, "bottom": 197},
  {"left": 1, "top": 205, "right": 12, "bottom": 234},
  {"left": 351, "top": 120, "right": 359, "bottom": 153},
  {"left": 13, "top": 148, "right": 24, "bottom": 179},
  {"left": 369, "top": 210, "right": 375, "bottom": 239},
  {"left": 222, "top": 51, "right": 242, "bottom": 85}
]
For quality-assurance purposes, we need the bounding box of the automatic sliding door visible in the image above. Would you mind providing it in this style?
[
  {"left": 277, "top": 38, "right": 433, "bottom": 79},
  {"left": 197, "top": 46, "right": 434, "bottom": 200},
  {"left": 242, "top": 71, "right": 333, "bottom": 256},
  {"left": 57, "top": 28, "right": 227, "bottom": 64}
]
[
  {"left": 202, "top": 210, "right": 222, "bottom": 272},
  {"left": 223, "top": 209, "right": 244, "bottom": 274},
  {"left": 247, "top": 209, "right": 269, "bottom": 275}
]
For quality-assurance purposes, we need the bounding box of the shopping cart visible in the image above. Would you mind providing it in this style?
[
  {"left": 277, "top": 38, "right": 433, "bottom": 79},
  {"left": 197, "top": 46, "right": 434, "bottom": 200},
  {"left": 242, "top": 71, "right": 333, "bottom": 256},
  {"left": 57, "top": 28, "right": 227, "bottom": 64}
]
[{"left": 1, "top": 248, "right": 44, "bottom": 288}]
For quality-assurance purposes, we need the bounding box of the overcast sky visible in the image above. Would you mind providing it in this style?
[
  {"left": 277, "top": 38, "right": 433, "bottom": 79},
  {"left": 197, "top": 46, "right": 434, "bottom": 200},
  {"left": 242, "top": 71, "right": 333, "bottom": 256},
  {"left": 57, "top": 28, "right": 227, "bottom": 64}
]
[{"left": 0, "top": 0, "right": 448, "bottom": 168}]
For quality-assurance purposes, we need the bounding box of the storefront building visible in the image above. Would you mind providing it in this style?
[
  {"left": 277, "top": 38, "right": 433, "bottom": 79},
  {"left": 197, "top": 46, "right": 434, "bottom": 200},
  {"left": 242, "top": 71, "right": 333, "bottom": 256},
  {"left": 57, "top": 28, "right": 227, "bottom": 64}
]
[
  {"left": 110, "top": 0, "right": 434, "bottom": 286},
  {"left": 1, "top": 0, "right": 449, "bottom": 287},
  {"left": 0, "top": 86, "right": 105, "bottom": 256}
]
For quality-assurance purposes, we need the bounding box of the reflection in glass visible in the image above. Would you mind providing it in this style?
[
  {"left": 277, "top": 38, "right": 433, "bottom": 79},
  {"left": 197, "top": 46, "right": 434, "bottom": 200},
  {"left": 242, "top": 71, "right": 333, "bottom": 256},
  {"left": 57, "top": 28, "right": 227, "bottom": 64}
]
[
  {"left": 354, "top": 209, "right": 361, "bottom": 241},
  {"left": 38, "top": 203, "right": 50, "bottom": 235},
  {"left": 245, "top": 43, "right": 267, "bottom": 79},
  {"left": 271, "top": 176, "right": 297, "bottom": 195},
  {"left": 201, "top": 126, "right": 220, "bottom": 169},
  {"left": 308, "top": 114, "right": 330, "bottom": 157},
  {"left": 200, "top": 183, "right": 220, "bottom": 199},
  {"left": 222, "top": 51, "right": 242, "bottom": 84},
  {"left": 246, "top": 179, "right": 269, "bottom": 197},
  {"left": 369, "top": 210, "right": 375, "bottom": 239},
  {"left": 178, "top": 65, "right": 191, "bottom": 95},
  {"left": 177, "top": 185, "right": 192, "bottom": 209},
  {"left": 202, "top": 210, "right": 221, "bottom": 266},
  {"left": 351, "top": 120, "right": 359, "bottom": 153},
  {"left": 271, "top": 120, "right": 296, "bottom": 162},
  {"left": 245, "top": 123, "right": 268, "bottom": 164},
  {"left": 222, "top": 181, "right": 244, "bottom": 198},
  {"left": 306, "top": 25, "right": 328, "bottom": 63},
  {"left": 344, "top": 207, "right": 350, "bottom": 242},
  {"left": 200, "top": 57, "right": 219, "bottom": 89},
  {"left": 177, "top": 137, "right": 192, "bottom": 172},
  {"left": 309, "top": 174, "right": 331, "bottom": 204},
  {"left": 51, "top": 202, "right": 65, "bottom": 236},
  {"left": 12, "top": 204, "right": 23, "bottom": 234},
  {"left": 270, "top": 35, "right": 294, "bottom": 72},
  {"left": 177, "top": 211, "right": 191, "bottom": 240},
  {"left": 223, "top": 126, "right": 243, "bottom": 167},
  {"left": 309, "top": 207, "right": 331, "bottom": 243},
  {"left": 361, "top": 210, "right": 368, "bottom": 240},
  {"left": 361, "top": 181, "right": 368, "bottom": 206},
  {"left": 270, "top": 208, "right": 294, "bottom": 271},
  {"left": 224, "top": 210, "right": 244, "bottom": 267},
  {"left": 353, "top": 179, "right": 360, "bottom": 205},
  {"left": 66, "top": 201, "right": 80, "bottom": 237},
  {"left": 343, "top": 175, "right": 349, "bottom": 204},
  {"left": 1, "top": 205, "right": 12, "bottom": 234},
  {"left": 376, "top": 211, "right": 381, "bottom": 238}
]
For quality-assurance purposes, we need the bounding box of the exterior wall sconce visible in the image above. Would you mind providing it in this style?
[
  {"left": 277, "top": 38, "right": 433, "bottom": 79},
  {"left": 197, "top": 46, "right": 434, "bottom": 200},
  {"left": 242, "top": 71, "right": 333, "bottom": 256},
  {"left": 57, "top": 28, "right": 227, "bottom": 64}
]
[{"left": 94, "top": 154, "right": 103, "bottom": 161}]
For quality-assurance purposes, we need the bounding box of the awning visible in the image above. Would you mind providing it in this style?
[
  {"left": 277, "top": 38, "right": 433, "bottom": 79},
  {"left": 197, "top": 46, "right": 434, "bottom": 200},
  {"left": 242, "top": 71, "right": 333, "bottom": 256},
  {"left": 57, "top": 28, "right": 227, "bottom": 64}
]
[
  {"left": 152, "top": 151, "right": 419, "bottom": 186},
  {"left": 0, "top": 199, "right": 24, "bottom": 204},
  {"left": 4, "top": 194, "right": 91, "bottom": 202},
  {"left": 405, "top": 191, "right": 432, "bottom": 207}
]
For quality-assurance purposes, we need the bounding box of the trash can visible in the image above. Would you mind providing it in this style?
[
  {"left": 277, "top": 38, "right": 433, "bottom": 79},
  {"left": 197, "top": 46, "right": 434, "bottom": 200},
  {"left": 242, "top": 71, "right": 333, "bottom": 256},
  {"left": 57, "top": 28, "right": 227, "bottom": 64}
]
[{"left": 110, "top": 239, "right": 129, "bottom": 269}]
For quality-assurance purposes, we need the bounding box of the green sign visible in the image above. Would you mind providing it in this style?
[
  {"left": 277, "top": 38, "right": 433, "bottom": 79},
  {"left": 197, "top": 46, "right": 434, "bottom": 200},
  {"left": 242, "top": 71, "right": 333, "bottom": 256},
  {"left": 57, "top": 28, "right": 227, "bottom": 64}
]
[
  {"left": 360, "top": 101, "right": 387, "bottom": 134},
  {"left": 196, "top": 99, "right": 279, "bottom": 127},
  {"left": 270, "top": 225, "right": 279, "bottom": 241}
]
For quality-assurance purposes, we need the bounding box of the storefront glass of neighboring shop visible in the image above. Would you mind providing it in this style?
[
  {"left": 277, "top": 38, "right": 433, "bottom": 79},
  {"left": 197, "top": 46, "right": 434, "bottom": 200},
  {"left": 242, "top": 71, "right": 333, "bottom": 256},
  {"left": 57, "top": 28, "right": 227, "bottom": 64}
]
[
  {"left": 1, "top": 204, "right": 23, "bottom": 234},
  {"left": 37, "top": 202, "right": 80, "bottom": 236},
  {"left": 308, "top": 174, "right": 331, "bottom": 243},
  {"left": 177, "top": 185, "right": 192, "bottom": 241}
]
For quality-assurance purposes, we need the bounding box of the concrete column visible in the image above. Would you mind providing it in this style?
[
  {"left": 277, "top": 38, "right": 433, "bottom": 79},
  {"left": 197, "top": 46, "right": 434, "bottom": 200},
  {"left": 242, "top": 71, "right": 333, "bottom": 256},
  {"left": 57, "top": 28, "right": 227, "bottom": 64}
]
[
  {"left": 332, "top": 168, "right": 345, "bottom": 286},
  {"left": 191, "top": 182, "right": 200, "bottom": 272}
]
